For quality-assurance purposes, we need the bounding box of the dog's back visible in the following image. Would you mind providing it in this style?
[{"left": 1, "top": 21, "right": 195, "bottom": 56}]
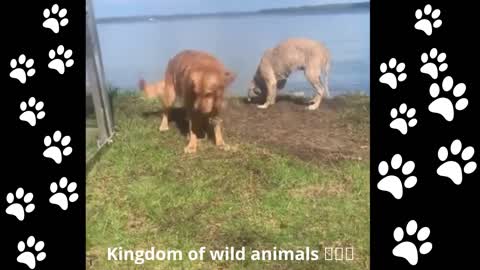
[{"left": 266, "top": 38, "right": 330, "bottom": 77}]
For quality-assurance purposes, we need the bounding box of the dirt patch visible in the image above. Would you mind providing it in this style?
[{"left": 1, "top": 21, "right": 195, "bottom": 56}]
[
  {"left": 138, "top": 94, "right": 369, "bottom": 165},
  {"left": 221, "top": 95, "right": 369, "bottom": 164}
]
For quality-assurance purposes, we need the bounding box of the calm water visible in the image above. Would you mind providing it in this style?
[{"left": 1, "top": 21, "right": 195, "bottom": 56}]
[{"left": 97, "top": 11, "right": 369, "bottom": 96}]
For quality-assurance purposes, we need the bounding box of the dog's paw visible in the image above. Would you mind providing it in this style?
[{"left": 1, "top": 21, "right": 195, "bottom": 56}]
[
  {"left": 257, "top": 103, "right": 270, "bottom": 109},
  {"left": 159, "top": 125, "right": 169, "bottom": 131},
  {"left": 218, "top": 144, "right": 231, "bottom": 151},
  {"left": 306, "top": 103, "right": 320, "bottom": 110},
  {"left": 184, "top": 145, "right": 197, "bottom": 154},
  {"left": 305, "top": 97, "right": 316, "bottom": 105}
]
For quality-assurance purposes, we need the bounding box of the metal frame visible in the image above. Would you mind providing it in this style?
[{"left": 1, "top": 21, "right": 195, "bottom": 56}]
[{"left": 86, "top": 0, "right": 114, "bottom": 161}]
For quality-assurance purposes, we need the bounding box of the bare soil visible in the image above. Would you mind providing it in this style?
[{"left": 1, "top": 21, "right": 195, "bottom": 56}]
[
  {"left": 222, "top": 95, "right": 369, "bottom": 164},
  {"left": 161, "top": 94, "right": 370, "bottom": 165}
]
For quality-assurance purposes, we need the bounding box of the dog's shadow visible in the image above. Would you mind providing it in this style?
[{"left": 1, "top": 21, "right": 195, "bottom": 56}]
[
  {"left": 141, "top": 108, "right": 211, "bottom": 139},
  {"left": 142, "top": 108, "right": 188, "bottom": 135}
]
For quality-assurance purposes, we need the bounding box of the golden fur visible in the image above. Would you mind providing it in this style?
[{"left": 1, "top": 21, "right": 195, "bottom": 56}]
[{"left": 140, "top": 50, "right": 235, "bottom": 153}]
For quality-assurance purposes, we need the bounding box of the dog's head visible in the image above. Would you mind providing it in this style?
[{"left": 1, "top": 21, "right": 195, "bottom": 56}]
[
  {"left": 247, "top": 80, "right": 261, "bottom": 101},
  {"left": 192, "top": 70, "right": 235, "bottom": 114},
  {"left": 139, "top": 78, "right": 165, "bottom": 99},
  {"left": 247, "top": 73, "right": 265, "bottom": 102}
]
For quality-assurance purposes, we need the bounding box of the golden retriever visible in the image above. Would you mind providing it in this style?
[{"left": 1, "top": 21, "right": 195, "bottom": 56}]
[{"left": 140, "top": 50, "right": 235, "bottom": 153}]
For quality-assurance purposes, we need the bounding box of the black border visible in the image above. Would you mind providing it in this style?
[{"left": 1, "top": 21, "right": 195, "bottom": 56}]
[
  {"left": 372, "top": 0, "right": 478, "bottom": 268},
  {"left": 3, "top": 0, "right": 478, "bottom": 269},
  {"left": 3, "top": 1, "right": 85, "bottom": 269}
]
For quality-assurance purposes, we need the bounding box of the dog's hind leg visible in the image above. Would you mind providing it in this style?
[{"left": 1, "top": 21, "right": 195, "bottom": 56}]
[
  {"left": 322, "top": 63, "right": 331, "bottom": 98},
  {"left": 159, "top": 112, "right": 169, "bottom": 131},
  {"left": 322, "top": 75, "right": 330, "bottom": 98},
  {"left": 210, "top": 117, "right": 230, "bottom": 151},
  {"left": 159, "top": 85, "right": 176, "bottom": 131},
  {"left": 184, "top": 111, "right": 201, "bottom": 154},
  {"left": 304, "top": 67, "right": 325, "bottom": 110}
]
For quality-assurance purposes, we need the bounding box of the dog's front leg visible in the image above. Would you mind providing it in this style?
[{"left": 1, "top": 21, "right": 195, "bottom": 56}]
[
  {"left": 210, "top": 117, "right": 230, "bottom": 151},
  {"left": 159, "top": 111, "right": 169, "bottom": 131},
  {"left": 257, "top": 81, "right": 277, "bottom": 109}
]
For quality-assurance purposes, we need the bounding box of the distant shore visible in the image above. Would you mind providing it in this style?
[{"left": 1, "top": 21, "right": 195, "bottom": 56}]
[{"left": 96, "top": 1, "right": 370, "bottom": 24}]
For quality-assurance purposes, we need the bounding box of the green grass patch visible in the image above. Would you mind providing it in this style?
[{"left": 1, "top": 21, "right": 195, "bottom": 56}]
[{"left": 87, "top": 93, "right": 370, "bottom": 270}]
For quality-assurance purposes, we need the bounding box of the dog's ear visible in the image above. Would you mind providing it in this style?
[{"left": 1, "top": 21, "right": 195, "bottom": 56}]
[{"left": 224, "top": 70, "right": 236, "bottom": 86}]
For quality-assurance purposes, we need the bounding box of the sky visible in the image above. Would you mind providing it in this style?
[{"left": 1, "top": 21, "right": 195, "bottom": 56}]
[{"left": 93, "top": 0, "right": 368, "bottom": 18}]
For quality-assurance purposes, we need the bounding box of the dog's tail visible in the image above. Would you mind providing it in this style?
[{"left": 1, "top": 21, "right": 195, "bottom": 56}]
[
  {"left": 224, "top": 70, "right": 236, "bottom": 87},
  {"left": 138, "top": 78, "right": 146, "bottom": 92}
]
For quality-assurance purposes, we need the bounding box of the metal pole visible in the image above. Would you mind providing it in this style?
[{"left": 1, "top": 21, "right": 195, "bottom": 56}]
[
  {"left": 86, "top": 25, "right": 108, "bottom": 145},
  {"left": 86, "top": 0, "right": 114, "bottom": 137}
]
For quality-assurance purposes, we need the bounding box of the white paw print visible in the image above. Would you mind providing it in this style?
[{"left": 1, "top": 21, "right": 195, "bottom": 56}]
[
  {"left": 379, "top": 58, "right": 407, "bottom": 89},
  {"left": 428, "top": 76, "right": 468, "bottom": 122},
  {"left": 48, "top": 45, "right": 74, "bottom": 74},
  {"left": 49, "top": 177, "right": 79, "bottom": 210},
  {"left": 389, "top": 103, "right": 417, "bottom": 135},
  {"left": 17, "top": 236, "right": 46, "bottom": 269},
  {"left": 377, "top": 154, "right": 417, "bottom": 199},
  {"left": 414, "top": 4, "right": 442, "bottom": 36},
  {"left": 19, "top": 97, "right": 45, "bottom": 127},
  {"left": 437, "top": 139, "right": 477, "bottom": 185},
  {"left": 43, "top": 130, "right": 72, "bottom": 164},
  {"left": 42, "top": 4, "right": 69, "bottom": 34},
  {"left": 9, "top": 54, "right": 35, "bottom": 84},
  {"left": 420, "top": 48, "right": 448, "bottom": 79},
  {"left": 393, "top": 220, "right": 432, "bottom": 266},
  {"left": 5, "top": 188, "right": 35, "bottom": 221}
]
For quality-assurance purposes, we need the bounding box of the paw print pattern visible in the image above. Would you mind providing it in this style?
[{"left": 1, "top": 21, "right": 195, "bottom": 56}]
[
  {"left": 49, "top": 177, "right": 79, "bottom": 210},
  {"left": 437, "top": 139, "right": 477, "bottom": 185},
  {"left": 9, "top": 54, "right": 35, "bottom": 84},
  {"left": 428, "top": 76, "right": 468, "bottom": 122},
  {"left": 42, "top": 4, "right": 69, "bottom": 34},
  {"left": 377, "top": 154, "right": 417, "bottom": 199},
  {"left": 420, "top": 48, "right": 448, "bottom": 79},
  {"left": 17, "top": 236, "right": 46, "bottom": 269},
  {"left": 379, "top": 58, "right": 407, "bottom": 89},
  {"left": 48, "top": 45, "right": 74, "bottom": 74},
  {"left": 43, "top": 130, "right": 73, "bottom": 164},
  {"left": 414, "top": 4, "right": 442, "bottom": 36},
  {"left": 393, "top": 220, "right": 432, "bottom": 266},
  {"left": 390, "top": 103, "right": 417, "bottom": 135},
  {"left": 19, "top": 97, "right": 45, "bottom": 127},
  {"left": 5, "top": 188, "right": 35, "bottom": 221}
]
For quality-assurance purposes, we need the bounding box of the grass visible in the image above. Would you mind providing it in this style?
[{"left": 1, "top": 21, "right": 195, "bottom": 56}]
[
  {"left": 86, "top": 126, "right": 98, "bottom": 160},
  {"left": 86, "top": 93, "right": 370, "bottom": 269}
]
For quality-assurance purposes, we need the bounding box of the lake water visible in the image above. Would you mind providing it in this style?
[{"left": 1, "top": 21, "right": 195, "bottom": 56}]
[{"left": 97, "top": 10, "right": 369, "bottom": 96}]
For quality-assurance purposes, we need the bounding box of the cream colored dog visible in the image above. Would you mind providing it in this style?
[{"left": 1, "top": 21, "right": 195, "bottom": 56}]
[{"left": 248, "top": 38, "right": 331, "bottom": 110}]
